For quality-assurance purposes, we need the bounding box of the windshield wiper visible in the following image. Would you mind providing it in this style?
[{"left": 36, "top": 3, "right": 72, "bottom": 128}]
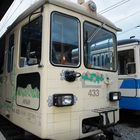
[{"left": 87, "top": 23, "right": 105, "bottom": 43}]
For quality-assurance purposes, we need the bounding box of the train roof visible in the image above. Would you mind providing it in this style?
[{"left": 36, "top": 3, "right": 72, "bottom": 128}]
[
  {"left": 6, "top": 0, "right": 121, "bottom": 34},
  {"left": 117, "top": 39, "right": 140, "bottom": 46}
]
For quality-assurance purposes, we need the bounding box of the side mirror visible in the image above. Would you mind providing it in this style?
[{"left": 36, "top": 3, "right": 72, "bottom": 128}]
[{"left": 126, "top": 62, "right": 136, "bottom": 74}]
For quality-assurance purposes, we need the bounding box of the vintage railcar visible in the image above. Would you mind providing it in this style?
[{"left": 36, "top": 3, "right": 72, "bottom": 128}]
[{"left": 0, "top": 0, "right": 121, "bottom": 139}]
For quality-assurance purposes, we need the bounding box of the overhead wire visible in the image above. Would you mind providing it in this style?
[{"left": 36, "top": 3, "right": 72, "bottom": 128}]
[
  {"left": 114, "top": 5, "right": 140, "bottom": 36},
  {"left": 115, "top": 10, "right": 140, "bottom": 23},
  {"left": 0, "top": 1, "right": 16, "bottom": 26},
  {"left": 98, "top": 0, "right": 140, "bottom": 37},
  {"left": 99, "top": 0, "right": 131, "bottom": 14},
  {"left": 118, "top": 25, "right": 140, "bottom": 36},
  {"left": 0, "top": 0, "right": 137, "bottom": 37},
  {"left": 0, "top": 0, "right": 24, "bottom": 32}
]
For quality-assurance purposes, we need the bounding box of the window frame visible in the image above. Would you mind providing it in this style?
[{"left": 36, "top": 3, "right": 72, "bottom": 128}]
[
  {"left": 118, "top": 48, "right": 135, "bottom": 75},
  {"left": 0, "top": 36, "right": 6, "bottom": 75},
  {"left": 19, "top": 15, "right": 43, "bottom": 67},
  {"left": 50, "top": 11, "right": 81, "bottom": 68},
  {"left": 7, "top": 33, "right": 15, "bottom": 73},
  {"left": 83, "top": 21, "right": 117, "bottom": 72}
]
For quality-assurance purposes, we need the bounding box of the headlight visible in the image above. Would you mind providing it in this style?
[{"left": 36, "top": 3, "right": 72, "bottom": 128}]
[
  {"left": 53, "top": 94, "right": 74, "bottom": 107},
  {"left": 109, "top": 92, "right": 121, "bottom": 101}
]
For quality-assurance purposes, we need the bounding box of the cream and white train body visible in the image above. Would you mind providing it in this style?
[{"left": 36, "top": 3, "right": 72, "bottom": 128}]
[{"left": 0, "top": 0, "right": 121, "bottom": 139}]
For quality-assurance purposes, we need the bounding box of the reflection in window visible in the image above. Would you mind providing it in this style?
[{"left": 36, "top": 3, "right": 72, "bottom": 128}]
[
  {"left": 51, "top": 12, "right": 80, "bottom": 66},
  {"left": 20, "top": 16, "right": 42, "bottom": 67},
  {"left": 118, "top": 49, "right": 135, "bottom": 75},
  {"left": 83, "top": 22, "right": 117, "bottom": 71}
]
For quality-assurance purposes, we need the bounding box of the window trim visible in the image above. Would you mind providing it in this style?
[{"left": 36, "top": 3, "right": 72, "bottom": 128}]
[
  {"left": 50, "top": 11, "right": 81, "bottom": 68},
  {"left": 118, "top": 48, "right": 135, "bottom": 75},
  {"left": 83, "top": 20, "right": 117, "bottom": 72},
  {"left": 0, "top": 36, "right": 6, "bottom": 75},
  {"left": 7, "top": 33, "right": 15, "bottom": 73}
]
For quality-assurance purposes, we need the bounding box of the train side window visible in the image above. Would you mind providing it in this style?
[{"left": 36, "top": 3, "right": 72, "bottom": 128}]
[
  {"left": 118, "top": 49, "right": 135, "bottom": 75},
  {"left": 7, "top": 34, "right": 15, "bottom": 73},
  {"left": 20, "top": 16, "right": 42, "bottom": 67},
  {"left": 0, "top": 36, "right": 5, "bottom": 74},
  {"left": 51, "top": 12, "right": 80, "bottom": 67}
]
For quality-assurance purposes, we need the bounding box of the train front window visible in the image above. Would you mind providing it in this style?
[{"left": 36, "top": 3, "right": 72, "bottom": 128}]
[
  {"left": 83, "top": 22, "right": 117, "bottom": 71},
  {"left": 51, "top": 12, "right": 80, "bottom": 66}
]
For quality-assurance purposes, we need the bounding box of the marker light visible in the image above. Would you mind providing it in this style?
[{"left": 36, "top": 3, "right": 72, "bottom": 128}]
[
  {"left": 53, "top": 94, "right": 74, "bottom": 107},
  {"left": 109, "top": 92, "right": 121, "bottom": 101},
  {"left": 88, "top": 0, "right": 97, "bottom": 12}
]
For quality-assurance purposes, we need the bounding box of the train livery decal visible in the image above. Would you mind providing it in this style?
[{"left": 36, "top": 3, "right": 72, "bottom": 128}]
[
  {"left": 120, "top": 79, "right": 140, "bottom": 89},
  {"left": 16, "top": 85, "right": 39, "bottom": 98},
  {"left": 82, "top": 71, "right": 104, "bottom": 88},
  {"left": 16, "top": 73, "right": 40, "bottom": 110}
]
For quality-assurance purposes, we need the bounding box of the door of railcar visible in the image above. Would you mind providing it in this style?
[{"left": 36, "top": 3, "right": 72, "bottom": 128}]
[
  {"left": 118, "top": 47, "right": 137, "bottom": 97},
  {"left": 0, "top": 36, "right": 6, "bottom": 113},
  {"left": 5, "top": 33, "right": 15, "bottom": 105},
  {"left": 16, "top": 15, "right": 42, "bottom": 110}
]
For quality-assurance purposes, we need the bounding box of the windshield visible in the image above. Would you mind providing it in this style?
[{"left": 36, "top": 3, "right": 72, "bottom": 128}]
[
  {"left": 51, "top": 12, "right": 80, "bottom": 67},
  {"left": 83, "top": 22, "right": 117, "bottom": 71}
]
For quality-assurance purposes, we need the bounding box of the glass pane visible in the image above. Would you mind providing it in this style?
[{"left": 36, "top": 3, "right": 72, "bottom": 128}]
[
  {"left": 118, "top": 49, "right": 135, "bottom": 75},
  {"left": 51, "top": 13, "right": 80, "bottom": 66},
  {"left": 7, "top": 34, "right": 14, "bottom": 73},
  {"left": 20, "top": 16, "right": 42, "bottom": 67},
  {"left": 84, "top": 22, "right": 117, "bottom": 71},
  {"left": 0, "top": 36, "right": 5, "bottom": 74}
]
